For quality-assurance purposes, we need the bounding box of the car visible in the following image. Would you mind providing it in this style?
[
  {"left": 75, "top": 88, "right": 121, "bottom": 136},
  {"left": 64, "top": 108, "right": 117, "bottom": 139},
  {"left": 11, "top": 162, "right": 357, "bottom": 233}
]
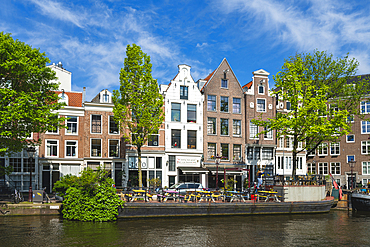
[{"left": 169, "top": 182, "right": 205, "bottom": 195}]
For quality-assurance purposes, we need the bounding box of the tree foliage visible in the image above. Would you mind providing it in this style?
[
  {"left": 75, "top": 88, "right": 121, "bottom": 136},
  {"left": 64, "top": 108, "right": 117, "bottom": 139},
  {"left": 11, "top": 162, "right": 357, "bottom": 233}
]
[
  {"left": 0, "top": 32, "right": 64, "bottom": 157},
  {"left": 112, "top": 44, "right": 164, "bottom": 187},
  {"left": 60, "top": 168, "right": 123, "bottom": 222},
  {"left": 253, "top": 50, "right": 370, "bottom": 176}
]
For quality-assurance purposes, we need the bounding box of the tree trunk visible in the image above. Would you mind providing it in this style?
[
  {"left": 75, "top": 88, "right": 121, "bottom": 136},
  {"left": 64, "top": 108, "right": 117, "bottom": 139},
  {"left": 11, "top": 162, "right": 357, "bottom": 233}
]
[
  {"left": 138, "top": 147, "right": 142, "bottom": 189},
  {"left": 292, "top": 135, "right": 298, "bottom": 177}
]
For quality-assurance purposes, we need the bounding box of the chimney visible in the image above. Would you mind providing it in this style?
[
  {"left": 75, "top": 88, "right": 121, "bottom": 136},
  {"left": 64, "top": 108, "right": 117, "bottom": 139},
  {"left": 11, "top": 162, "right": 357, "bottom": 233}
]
[{"left": 83, "top": 87, "right": 86, "bottom": 104}]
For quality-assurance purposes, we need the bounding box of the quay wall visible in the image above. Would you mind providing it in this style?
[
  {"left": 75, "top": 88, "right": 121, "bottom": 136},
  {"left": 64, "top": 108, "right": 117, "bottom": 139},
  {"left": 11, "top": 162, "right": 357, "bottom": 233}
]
[{"left": 0, "top": 203, "right": 61, "bottom": 216}]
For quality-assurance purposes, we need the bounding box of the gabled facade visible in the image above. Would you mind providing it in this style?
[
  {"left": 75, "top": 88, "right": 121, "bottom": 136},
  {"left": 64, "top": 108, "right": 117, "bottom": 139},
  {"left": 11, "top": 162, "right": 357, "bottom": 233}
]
[
  {"left": 161, "top": 64, "right": 205, "bottom": 187},
  {"left": 199, "top": 58, "right": 246, "bottom": 188}
]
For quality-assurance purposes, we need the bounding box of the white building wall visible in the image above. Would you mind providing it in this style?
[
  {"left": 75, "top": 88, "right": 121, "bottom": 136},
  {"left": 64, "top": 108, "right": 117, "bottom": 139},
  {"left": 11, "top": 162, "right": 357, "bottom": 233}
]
[{"left": 48, "top": 63, "right": 72, "bottom": 92}]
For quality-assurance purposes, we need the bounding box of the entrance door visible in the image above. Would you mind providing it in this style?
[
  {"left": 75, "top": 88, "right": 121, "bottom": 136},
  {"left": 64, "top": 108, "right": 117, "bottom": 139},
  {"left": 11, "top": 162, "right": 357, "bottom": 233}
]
[
  {"left": 42, "top": 171, "right": 51, "bottom": 193},
  {"left": 348, "top": 175, "right": 356, "bottom": 189}
]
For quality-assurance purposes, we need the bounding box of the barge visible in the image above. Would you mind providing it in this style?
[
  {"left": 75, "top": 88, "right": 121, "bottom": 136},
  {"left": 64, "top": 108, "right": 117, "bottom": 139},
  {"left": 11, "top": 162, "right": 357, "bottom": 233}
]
[
  {"left": 351, "top": 192, "right": 370, "bottom": 212},
  {"left": 118, "top": 198, "right": 334, "bottom": 218}
]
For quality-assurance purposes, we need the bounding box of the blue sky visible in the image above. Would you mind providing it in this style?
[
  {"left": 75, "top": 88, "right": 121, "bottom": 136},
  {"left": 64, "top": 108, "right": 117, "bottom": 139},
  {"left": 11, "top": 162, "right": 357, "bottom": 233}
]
[{"left": 2, "top": 0, "right": 370, "bottom": 100}]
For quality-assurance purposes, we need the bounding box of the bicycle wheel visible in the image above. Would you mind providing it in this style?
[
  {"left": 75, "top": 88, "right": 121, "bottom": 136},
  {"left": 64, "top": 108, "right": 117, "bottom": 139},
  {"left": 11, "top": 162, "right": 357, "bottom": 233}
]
[{"left": 14, "top": 195, "right": 20, "bottom": 204}]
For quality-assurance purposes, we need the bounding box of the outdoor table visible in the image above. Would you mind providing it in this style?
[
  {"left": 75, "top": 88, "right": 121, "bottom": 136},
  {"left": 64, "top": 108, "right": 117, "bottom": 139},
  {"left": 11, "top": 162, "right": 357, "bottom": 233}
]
[
  {"left": 227, "top": 191, "right": 245, "bottom": 202},
  {"left": 131, "top": 189, "right": 149, "bottom": 202},
  {"left": 258, "top": 190, "right": 281, "bottom": 202},
  {"left": 199, "top": 191, "right": 215, "bottom": 202},
  {"left": 185, "top": 190, "right": 200, "bottom": 202},
  {"left": 164, "top": 190, "right": 180, "bottom": 202}
]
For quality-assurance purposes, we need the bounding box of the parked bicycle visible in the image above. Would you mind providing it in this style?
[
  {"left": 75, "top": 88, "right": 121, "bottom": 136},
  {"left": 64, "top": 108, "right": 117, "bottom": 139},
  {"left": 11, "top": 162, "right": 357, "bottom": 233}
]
[{"left": 12, "top": 189, "right": 24, "bottom": 204}]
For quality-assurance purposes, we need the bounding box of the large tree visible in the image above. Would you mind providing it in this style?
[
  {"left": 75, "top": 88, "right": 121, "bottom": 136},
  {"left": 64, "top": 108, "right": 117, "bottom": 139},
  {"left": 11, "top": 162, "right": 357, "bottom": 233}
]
[
  {"left": 0, "top": 32, "right": 64, "bottom": 160},
  {"left": 254, "top": 50, "right": 370, "bottom": 176},
  {"left": 112, "top": 44, "right": 164, "bottom": 188}
]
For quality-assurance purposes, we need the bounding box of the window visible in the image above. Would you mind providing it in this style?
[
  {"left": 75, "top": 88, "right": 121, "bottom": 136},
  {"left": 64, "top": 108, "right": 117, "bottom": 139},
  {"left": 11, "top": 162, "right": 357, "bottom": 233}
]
[
  {"left": 109, "top": 140, "right": 119, "bottom": 157},
  {"left": 9, "top": 158, "right": 21, "bottom": 172},
  {"left": 221, "top": 79, "right": 228, "bottom": 88},
  {"left": 278, "top": 138, "right": 284, "bottom": 148},
  {"left": 23, "top": 158, "right": 35, "bottom": 173},
  {"left": 277, "top": 156, "right": 282, "bottom": 169},
  {"left": 220, "top": 96, "right": 229, "bottom": 112},
  {"left": 363, "top": 162, "right": 370, "bottom": 175},
  {"left": 330, "top": 142, "right": 340, "bottom": 155},
  {"left": 171, "top": 103, "right": 181, "bottom": 122},
  {"left": 257, "top": 99, "right": 266, "bottom": 112},
  {"left": 262, "top": 148, "right": 273, "bottom": 160},
  {"left": 46, "top": 140, "right": 58, "bottom": 157},
  {"left": 156, "top": 157, "right": 162, "bottom": 169},
  {"left": 103, "top": 92, "right": 110, "bottom": 103},
  {"left": 66, "top": 140, "right": 77, "bottom": 157},
  {"left": 247, "top": 147, "right": 253, "bottom": 160},
  {"left": 91, "top": 115, "right": 102, "bottom": 133},
  {"left": 233, "top": 145, "right": 241, "bottom": 161},
  {"left": 208, "top": 143, "right": 216, "bottom": 160},
  {"left": 187, "top": 104, "right": 196, "bottom": 123},
  {"left": 362, "top": 121, "right": 370, "bottom": 134},
  {"left": 46, "top": 116, "right": 59, "bottom": 134},
  {"left": 286, "top": 101, "right": 291, "bottom": 110},
  {"left": 330, "top": 162, "right": 341, "bottom": 175},
  {"left": 66, "top": 116, "right": 78, "bottom": 135},
  {"left": 307, "top": 163, "right": 316, "bottom": 174},
  {"left": 233, "top": 98, "right": 241, "bottom": 113},
  {"left": 361, "top": 101, "right": 370, "bottom": 114},
  {"left": 233, "top": 120, "right": 241, "bottom": 136},
  {"left": 109, "top": 116, "right": 119, "bottom": 134},
  {"left": 255, "top": 148, "right": 260, "bottom": 160},
  {"left": 347, "top": 155, "right": 355, "bottom": 163},
  {"left": 249, "top": 120, "right": 258, "bottom": 139},
  {"left": 362, "top": 141, "right": 370, "bottom": 154},
  {"left": 171, "top": 129, "right": 181, "bottom": 148},
  {"left": 221, "top": 143, "right": 229, "bottom": 160},
  {"left": 91, "top": 139, "right": 101, "bottom": 157},
  {"left": 207, "top": 117, "right": 216, "bottom": 135},
  {"left": 264, "top": 127, "right": 273, "bottom": 139},
  {"left": 318, "top": 143, "right": 328, "bottom": 156},
  {"left": 347, "top": 134, "right": 355, "bottom": 143},
  {"left": 187, "top": 130, "right": 196, "bottom": 149},
  {"left": 286, "top": 137, "right": 294, "bottom": 149},
  {"left": 258, "top": 86, "right": 264, "bottom": 94},
  {"left": 318, "top": 162, "right": 328, "bottom": 175},
  {"left": 180, "top": 86, "right": 188, "bottom": 100},
  {"left": 169, "top": 155, "right": 176, "bottom": 171},
  {"left": 297, "top": 157, "right": 303, "bottom": 169},
  {"left": 207, "top": 95, "right": 216, "bottom": 111},
  {"left": 220, "top": 119, "right": 229, "bottom": 135},
  {"left": 148, "top": 135, "right": 158, "bottom": 146},
  {"left": 347, "top": 115, "right": 354, "bottom": 123}
]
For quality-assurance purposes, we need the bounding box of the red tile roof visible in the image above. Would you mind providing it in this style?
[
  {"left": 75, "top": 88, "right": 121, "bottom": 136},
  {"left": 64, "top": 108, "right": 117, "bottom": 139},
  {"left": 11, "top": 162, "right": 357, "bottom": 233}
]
[
  {"left": 55, "top": 91, "right": 83, "bottom": 107},
  {"left": 242, "top": 81, "right": 253, "bottom": 89}
]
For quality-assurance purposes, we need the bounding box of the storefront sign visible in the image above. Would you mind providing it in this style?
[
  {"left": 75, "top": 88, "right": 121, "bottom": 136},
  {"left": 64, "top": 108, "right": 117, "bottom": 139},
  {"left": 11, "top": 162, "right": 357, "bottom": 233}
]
[{"left": 176, "top": 156, "right": 199, "bottom": 166}]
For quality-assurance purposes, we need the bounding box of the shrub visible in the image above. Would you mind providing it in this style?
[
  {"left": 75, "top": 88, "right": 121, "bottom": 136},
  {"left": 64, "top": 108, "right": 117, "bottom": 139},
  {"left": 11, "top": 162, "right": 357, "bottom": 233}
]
[{"left": 61, "top": 168, "right": 123, "bottom": 222}]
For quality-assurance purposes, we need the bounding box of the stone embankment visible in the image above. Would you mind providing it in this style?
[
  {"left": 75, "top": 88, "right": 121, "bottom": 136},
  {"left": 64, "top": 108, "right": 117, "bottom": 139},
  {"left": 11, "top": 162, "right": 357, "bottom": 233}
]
[{"left": 0, "top": 201, "right": 62, "bottom": 216}]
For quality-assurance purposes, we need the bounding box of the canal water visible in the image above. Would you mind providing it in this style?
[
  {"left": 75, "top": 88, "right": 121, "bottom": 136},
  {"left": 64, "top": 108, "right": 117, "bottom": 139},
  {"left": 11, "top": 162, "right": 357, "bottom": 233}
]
[{"left": 1, "top": 210, "right": 370, "bottom": 246}]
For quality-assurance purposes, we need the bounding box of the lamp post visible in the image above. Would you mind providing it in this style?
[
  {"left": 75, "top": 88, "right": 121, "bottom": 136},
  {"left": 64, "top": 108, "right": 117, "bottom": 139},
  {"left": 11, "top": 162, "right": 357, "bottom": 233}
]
[
  {"left": 26, "top": 147, "right": 36, "bottom": 202},
  {"left": 215, "top": 154, "right": 221, "bottom": 190},
  {"left": 348, "top": 160, "right": 356, "bottom": 190}
]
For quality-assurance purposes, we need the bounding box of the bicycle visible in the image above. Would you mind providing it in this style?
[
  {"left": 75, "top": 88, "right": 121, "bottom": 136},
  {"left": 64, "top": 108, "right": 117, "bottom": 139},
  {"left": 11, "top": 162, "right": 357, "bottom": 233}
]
[{"left": 12, "top": 189, "right": 24, "bottom": 204}]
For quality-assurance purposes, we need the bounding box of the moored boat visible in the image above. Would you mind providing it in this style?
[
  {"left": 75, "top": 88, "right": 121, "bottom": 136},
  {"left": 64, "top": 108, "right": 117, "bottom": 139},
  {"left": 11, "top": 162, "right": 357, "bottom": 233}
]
[{"left": 351, "top": 192, "right": 370, "bottom": 212}]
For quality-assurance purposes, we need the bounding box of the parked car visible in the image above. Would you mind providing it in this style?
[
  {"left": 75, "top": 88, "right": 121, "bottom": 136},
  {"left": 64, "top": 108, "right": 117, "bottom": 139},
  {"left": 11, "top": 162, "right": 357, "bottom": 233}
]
[{"left": 169, "top": 182, "right": 205, "bottom": 195}]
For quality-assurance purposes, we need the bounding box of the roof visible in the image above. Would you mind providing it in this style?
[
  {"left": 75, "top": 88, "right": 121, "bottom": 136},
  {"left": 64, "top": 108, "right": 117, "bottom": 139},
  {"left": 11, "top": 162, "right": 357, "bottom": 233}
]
[
  {"left": 55, "top": 91, "right": 82, "bottom": 107},
  {"left": 242, "top": 81, "right": 253, "bottom": 89}
]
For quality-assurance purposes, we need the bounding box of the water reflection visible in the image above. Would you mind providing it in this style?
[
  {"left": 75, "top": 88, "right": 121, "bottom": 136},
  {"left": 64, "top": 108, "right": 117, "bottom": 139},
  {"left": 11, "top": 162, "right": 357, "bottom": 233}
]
[{"left": 1, "top": 211, "right": 369, "bottom": 246}]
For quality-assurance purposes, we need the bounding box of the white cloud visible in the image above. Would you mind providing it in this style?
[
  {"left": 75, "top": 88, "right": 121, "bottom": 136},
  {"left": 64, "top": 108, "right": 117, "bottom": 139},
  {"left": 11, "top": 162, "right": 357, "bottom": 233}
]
[{"left": 196, "top": 43, "right": 208, "bottom": 48}]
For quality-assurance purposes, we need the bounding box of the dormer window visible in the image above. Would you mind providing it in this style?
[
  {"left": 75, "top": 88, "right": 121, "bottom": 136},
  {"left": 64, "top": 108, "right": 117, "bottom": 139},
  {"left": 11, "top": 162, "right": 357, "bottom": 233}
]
[
  {"left": 103, "top": 93, "right": 109, "bottom": 103},
  {"left": 58, "top": 91, "right": 68, "bottom": 105}
]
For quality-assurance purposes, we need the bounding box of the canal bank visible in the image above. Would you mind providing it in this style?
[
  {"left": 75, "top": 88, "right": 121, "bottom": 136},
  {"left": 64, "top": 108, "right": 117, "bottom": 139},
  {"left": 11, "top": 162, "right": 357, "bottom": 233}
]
[{"left": 0, "top": 202, "right": 62, "bottom": 216}]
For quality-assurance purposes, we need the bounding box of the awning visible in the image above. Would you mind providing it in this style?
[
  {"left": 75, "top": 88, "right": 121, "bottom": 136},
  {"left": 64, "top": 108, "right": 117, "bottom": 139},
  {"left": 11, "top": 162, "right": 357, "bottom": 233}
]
[
  {"left": 178, "top": 167, "right": 209, "bottom": 174},
  {"left": 207, "top": 167, "right": 245, "bottom": 175}
]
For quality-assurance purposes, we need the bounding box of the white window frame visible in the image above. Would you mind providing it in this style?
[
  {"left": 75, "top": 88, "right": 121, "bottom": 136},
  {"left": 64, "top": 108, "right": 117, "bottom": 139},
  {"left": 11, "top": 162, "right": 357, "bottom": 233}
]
[
  {"left": 264, "top": 127, "right": 273, "bottom": 140},
  {"left": 220, "top": 96, "right": 229, "bottom": 113},
  {"left": 46, "top": 116, "right": 59, "bottom": 135},
  {"left": 362, "top": 161, "right": 370, "bottom": 175},
  {"left": 221, "top": 79, "right": 228, "bottom": 89},
  {"left": 233, "top": 98, "right": 241, "bottom": 114},
  {"left": 318, "top": 143, "right": 328, "bottom": 156},
  {"left": 361, "top": 101, "right": 370, "bottom": 114},
  {"left": 330, "top": 142, "right": 340, "bottom": 156},
  {"left": 65, "top": 140, "right": 78, "bottom": 158},
  {"left": 66, "top": 116, "right": 78, "bottom": 135},
  {"left": 346, "top": 134, "right": 355, "bottom": 143},
  {"left": 330, "top": 162, "right": 341, "bottom": 175},
  {"left": 91, "top": 138, "right": 102, "bottom": 157},
  {"left": 108, "top": 115, "right": 119, "bottom": 135},
  {"left": 207, "top": 117, "right": 217, "bottom": 135},
  {"left": 347, "top": 155, "right": 355, "bottom": 163},
  {"left": 91, "top": 114, "right": 102, "bottom": 134},
  {"left": 361, "top": 121, "right": 370, "bottom": 134},
  {"left": 45, "top": 139, "right": 59, "bottom": 158},
  {"left": 249, "top": 120, "right": 258, "bottom": 139},
  {"left": 307, "top": 163, "right": 316, "bottom": 174},
  {"left": 108, "top": 139, "right": 120, "bottom": 158},
  {"left": 318, "top": 162, "right": 328, "bottom": 175},
  {"left": 361, "top": 141, "right": 370, "bottom": 155},
  {"left": 233, "top": 119, "right": 241, "bottom": 136},
  {"left": 220, "top": 118, "right": 229, "bottom": 136},
  {"left": 256, "top": 98, "right": 266, "bottom": 112}
]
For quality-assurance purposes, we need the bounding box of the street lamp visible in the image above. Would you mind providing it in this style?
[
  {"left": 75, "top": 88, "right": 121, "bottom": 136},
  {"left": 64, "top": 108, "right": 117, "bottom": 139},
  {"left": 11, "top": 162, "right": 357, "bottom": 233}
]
[
  {"left": 26, "top": 147, "right": 36, "bottom": 202},
  {"left": 348, "top": 160, "right": 356, "bottom": 190},
  {"left": 215, "top": 154, "right": 221, "bottom": 190}
]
